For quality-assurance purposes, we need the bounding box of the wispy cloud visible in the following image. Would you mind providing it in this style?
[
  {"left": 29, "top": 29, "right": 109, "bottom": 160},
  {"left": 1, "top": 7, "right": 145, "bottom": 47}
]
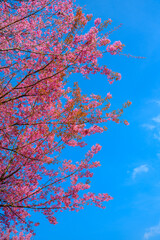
[
  {"left": 142, "top": 124, "right": 155, "bottom": 130},
  {"left": 132, "top": 164, "right": 149, "bottom": 179},
  {"left": 152, "top": 115, "right": 160, "bottom": 123},
  {"left": 153, "top": 100, "right": 160, "bottom": 105},
  {"left": 144, "top": 222, "right": 160, "bottom": 239},
  {"left": 153, "top": 133, "right": 160, "bottom": 141}
]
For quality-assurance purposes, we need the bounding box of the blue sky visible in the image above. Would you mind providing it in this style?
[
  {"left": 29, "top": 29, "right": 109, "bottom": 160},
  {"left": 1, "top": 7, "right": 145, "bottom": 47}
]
[{"left": 34, "top": 0, "right": 160, "bottom": 239}]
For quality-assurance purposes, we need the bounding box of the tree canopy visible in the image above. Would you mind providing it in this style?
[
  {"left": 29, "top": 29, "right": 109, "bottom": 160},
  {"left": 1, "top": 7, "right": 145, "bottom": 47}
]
[{"left": 0, "top": 0, "right": 130, "bottom": 237}]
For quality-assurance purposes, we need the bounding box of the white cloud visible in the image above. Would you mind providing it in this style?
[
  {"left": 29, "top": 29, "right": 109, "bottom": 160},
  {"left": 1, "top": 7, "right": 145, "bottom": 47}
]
[
  {"left": 132, "top": 164, "right": 149, "bottom": 179},
  {"left": 144, "top": 222, "right": 160, "bottom": 239},
  {"left": 153, "top": 100, "right": 160, "bottom": 105},
  {"left": 142, "top": 124, "right": 155, "bottom": 130},
  {"left": 152, "top": 115, "right": 160, "bottom": 123},
  {"left": 153, "top": 133, "right": 160, "bottom": 141}
]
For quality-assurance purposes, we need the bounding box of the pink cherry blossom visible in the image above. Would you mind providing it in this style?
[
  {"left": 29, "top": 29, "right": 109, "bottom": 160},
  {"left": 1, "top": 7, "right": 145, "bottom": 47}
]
[{"left": 0, "top": 0, "right": 130, "bottom": 237}]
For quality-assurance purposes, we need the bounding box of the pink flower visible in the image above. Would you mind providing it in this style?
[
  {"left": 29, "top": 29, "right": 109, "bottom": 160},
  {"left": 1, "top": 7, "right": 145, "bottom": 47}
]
[
  {"left": 107, "top": 92, "right": 112, "bottom": 99},
  {"left": 124, "top": 120, "right": 129, "bottom": 126},
  {"left": 109, "top": 80, "right": 114, "bottom": 84},
  {"left": 68, "top": 139, "right": 78, "bottom": 147},
  {"left": 94, "top": 18, "right": 101, "bottom": 26},
  {"left": 117, "top": 73, "right": 121, "bottom": 80},
  {"left": 99, "top": 37, "right": 111, "bottom": 46},
  {"left": 107, "top": 41, "right": 123, "bottom": 55},
  {"left": 91, "top": 144, "right": 102, "bottom": 154},
  {"left": 34, "top": 222, "right": 40, "bottom": 227}
]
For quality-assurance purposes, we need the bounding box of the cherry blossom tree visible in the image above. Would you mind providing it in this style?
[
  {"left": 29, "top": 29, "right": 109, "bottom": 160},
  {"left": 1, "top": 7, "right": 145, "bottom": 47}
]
[{"left": 0, "top": 0, "right": 131, "bottom": 237}]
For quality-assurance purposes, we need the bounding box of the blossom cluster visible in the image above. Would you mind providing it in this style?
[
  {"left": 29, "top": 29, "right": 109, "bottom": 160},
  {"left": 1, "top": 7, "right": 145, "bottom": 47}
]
[{"left": 0, "top": 0, "right": 130, "bottom": 237}]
